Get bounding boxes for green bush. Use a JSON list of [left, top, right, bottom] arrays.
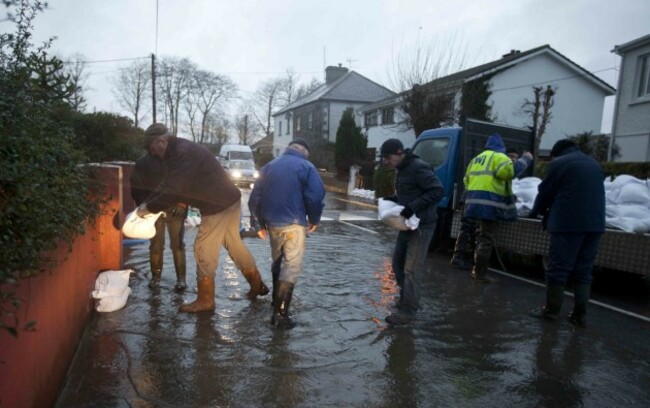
[[1, 0, 103, 336], [373, 164, 396, 198]]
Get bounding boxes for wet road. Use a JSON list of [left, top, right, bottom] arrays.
[[56, 192, 650, 407]]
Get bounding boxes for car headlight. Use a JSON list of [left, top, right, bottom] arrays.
[[231, 170, 242, 178], [253, 171, 259, 179]]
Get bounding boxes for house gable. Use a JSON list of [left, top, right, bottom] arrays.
[[611, 34, 650, 162]]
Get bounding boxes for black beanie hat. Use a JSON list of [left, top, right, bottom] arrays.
[[289, 138, 311, 152], [380, 138, 404, 157], [550, 139, 576, 157], [142, 123, 170, 149]]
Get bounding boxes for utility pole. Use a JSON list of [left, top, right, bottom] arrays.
[[151, 53, 157, 123]]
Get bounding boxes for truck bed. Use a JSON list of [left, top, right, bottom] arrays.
[[451, 212, 650, 277]]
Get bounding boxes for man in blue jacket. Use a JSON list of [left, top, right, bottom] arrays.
[[530, 139, 605, 328], [248, 139, 325, 329]]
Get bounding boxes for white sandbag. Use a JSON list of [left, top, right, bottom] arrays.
[[613, 204, 650, 219], [377, 198, 420, 231], [606, 217, 648, 233], [122, 210, 163, 239], [378, 198, 408, 230], [91, 269, 132, 312], [514, 187, 538, 204], [92, 269, 131, 297], [616, 182, 650, 204], [94, 286, 132, 313], [515, 177, 542, 189], [610, 174, 644, 188]]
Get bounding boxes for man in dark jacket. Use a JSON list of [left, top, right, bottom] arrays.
[[130, 153, 188, 291], [248, 138, 325, 329], [529, 139, 605, 328], [136, 123, 269, 313], [380, 138, 444, 326]]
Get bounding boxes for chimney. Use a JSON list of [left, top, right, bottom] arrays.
[[325, 64, 349, 84], [502, 49, 521, 58]]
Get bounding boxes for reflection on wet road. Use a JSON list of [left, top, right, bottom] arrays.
[[56, 193, 650, 407]]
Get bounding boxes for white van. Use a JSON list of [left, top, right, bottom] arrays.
[[218, 144, 254, 166]]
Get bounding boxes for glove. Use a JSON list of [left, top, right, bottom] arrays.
[[400, 205, 414, 219], [382, 195, 399, 203]]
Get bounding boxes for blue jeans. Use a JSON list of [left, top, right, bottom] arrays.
[[547, 232, 602, 285], [268, 224, 307, 284], [392, 222, 436, 315]]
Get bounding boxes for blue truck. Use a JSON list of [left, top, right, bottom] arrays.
[[410, 118, 650, 277]]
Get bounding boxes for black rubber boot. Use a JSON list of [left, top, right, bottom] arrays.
[[148, 252, 163, 289], [530, 283, 565, 320], [271, 281, 294, 329], [568, 283, 590, 328], [470, 256, 498, 284], [172, 248, 187, 292], [270, 257, 281, 307]]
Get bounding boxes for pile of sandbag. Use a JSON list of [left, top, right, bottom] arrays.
[[604, 175, 650, 233], [512, 177, 542, 217], [91, 269, 132, 312], [512, 175, 650, 233]]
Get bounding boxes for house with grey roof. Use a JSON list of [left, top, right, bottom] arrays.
[[359, 45, 616, 156], [610, 34, 650, 162], [272, 65, 396, 168]]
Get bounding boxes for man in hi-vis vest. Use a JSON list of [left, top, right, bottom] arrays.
[[463, 134, 533, 283]]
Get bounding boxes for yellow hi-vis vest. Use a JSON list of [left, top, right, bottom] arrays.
[[463, 150, 517, 220]]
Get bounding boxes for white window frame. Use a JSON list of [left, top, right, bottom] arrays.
[[636, 53, 650, 99]]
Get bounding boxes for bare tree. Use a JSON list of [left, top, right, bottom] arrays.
[[251, 78, 285, 139], [204, 114, 231, 146], [184, 69, 238, 144], [63, 53, 88, 112], [521, 85, 556, 159], [157, 57, 195, 135], [250, 71, 322, 142], [112, 60, 150, 129], [234, 106, 261, 145], [386, 34, 468, 134]]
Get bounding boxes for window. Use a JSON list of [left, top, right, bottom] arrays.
[[308, 112, 313, 129], [296, 116, 301, 131], [364, 110, 378, 127], [381, 107, 395, 125], [637, 54, 650, 98], [412, 137, 450, 169], [286, 118, 290, 134], [278, 121, 282, 136]]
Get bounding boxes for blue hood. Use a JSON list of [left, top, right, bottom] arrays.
[[485, 133, 506, 153]]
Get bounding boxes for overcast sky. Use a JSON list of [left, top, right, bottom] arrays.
[[7, 0, 650, 133]]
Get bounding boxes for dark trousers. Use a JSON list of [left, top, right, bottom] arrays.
[[150, 210, 186, 255], [392, 222, 436, 315], [452, 215, 477, 260], [473, 219, 498, 274], [546, 232, 602, 285]]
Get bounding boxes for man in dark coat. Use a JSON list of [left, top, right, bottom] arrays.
[[136, 123, 269, 313], [530, 139, 605, 327], [130, 153, 188, 291], [380, 138, 444, 326]]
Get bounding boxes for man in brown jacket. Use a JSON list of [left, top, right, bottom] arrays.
[[136, 123, 268, 312]]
